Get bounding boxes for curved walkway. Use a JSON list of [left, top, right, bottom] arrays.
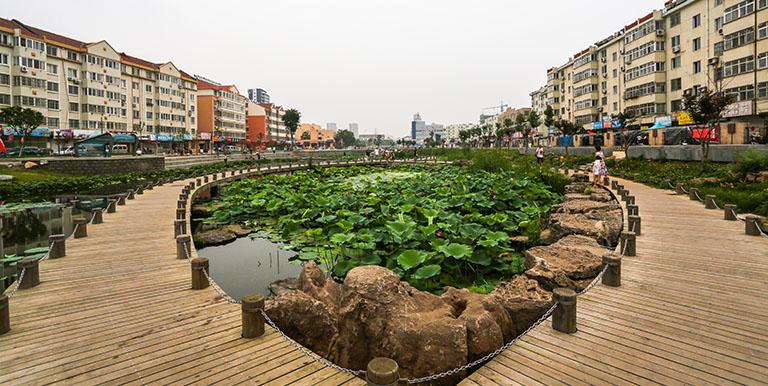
[[461, 177, 768, 385], [0, 163, 370, 385]]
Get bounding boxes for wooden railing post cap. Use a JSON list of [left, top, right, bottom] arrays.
[[191, 257, 208, 268], [603, 253, 621, 266], [366, 357, 400, 386], [241, 293, 266, 310], [553, 287, 576, 303], [176, 234, 191, 242]]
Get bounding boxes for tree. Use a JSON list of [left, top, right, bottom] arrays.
[[682, 88, 734, 166], [301, 131, 311, 140], [282, 108, 301, 149], [554, 119, 578, 155], [458, 129, 470, 147], [502, 118, 513, 148], [543, 105, 555, 129], [528, 111, 541, 147], [0, 106, 45, 157], [335, 129, 356, 149], [515, 113, 530, 148], [612, 110, 639, 159]]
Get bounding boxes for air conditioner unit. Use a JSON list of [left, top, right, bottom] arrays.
[[656, 30, 665, 37], [73, 79, 80, 85], [718, 28, 723, 35], [20, 66, 28, 73], [601, 57, 607, 63], [708, 57, 719, 65], [621, 66, 625, 72], [672, 46, 681, 53], [683, 88, 692, 96], [619, 48, 625, 54]]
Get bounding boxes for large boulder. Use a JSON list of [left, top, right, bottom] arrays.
[[329, 266, 468, 380], [193, 229, 237, 246], [441, 287, 515, 362], [298, 261, 342, 310], [524, 235, 607, 291], [553, 198, 621, 214], [548, 208, 622, 246], [489, 275, 554, 335], [265, 291, 339, 357]]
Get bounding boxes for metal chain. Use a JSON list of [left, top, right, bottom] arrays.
[[259, 308, 366, 377], [694, 189, 704, 202], [579, 264, 609, 294], [5, 267, 26, 299], [403, 301, 559, 384], [182, 242, 241, 304]]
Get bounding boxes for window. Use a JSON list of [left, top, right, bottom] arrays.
[[68, 119, 79, 129], [670, 13, 681, 27], [671, 78, 682, 91], [132, 81, 139, 90], [624, 62, 665, 81], [612, 52, 617, 61], [671, 99, 683, 112], [672, 56, 682, 68], [47, 82, 59, 92], [69, 102, 78, 111], [723, 55, 754, 77], [671, 35, 681, 47], [67, 51, 79, 62], [756, 52, 767, 69], [693, 14, 701, 28], [625, 102, 665, 116], [145, 84, 152, 92], [693, 61, 701, 73], [624, 20, 661, 44], [624, 41, 665, 62], [0, 74, 8, 85], [613, 85, 618, 95], [67, 85, 78, 95], [67, 68, 79, 79], [624, 82, 666, 99], [47, 117, 59, 128], [46, 63, 58, 74], [724, 84, 754, 101], [47, 99, 59, 109], [759, 22, 768, 39], [0, 94, 9, 105], [715, 42, 724, 56], [693, 37, 701, 51], [0, 53, 7, 65], [146, 111, 153, 119], [715, 17, 724, 31], [759, 82, 768, 99], [14, 56, 45, 69], [724, 0, 754, 24], [724, 27, 755, 50], [613, 69, 618, 78], [715, 0, 723, 5], [46, 45, 58, 57]]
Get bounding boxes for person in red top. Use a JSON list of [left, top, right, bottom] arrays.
[[0, 136, 6, 154]]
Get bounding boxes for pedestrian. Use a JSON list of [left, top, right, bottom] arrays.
[[535, 145, 545, 164], [592, 155, 605, 186], [594, 144, 604, 160]]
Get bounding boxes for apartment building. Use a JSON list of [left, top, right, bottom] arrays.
[[0, 17, 197, 149], [259, 103, 289, 144], [295, 123, 336, 148], [196, 77, 247, 151], [245, 100, 267, 149], [541, 0, 768, 131]]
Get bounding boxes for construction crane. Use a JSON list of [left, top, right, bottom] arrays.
[[482, 101, 509, 114]]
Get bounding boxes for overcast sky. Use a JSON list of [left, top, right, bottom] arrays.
[[7, 0, 658, 137]]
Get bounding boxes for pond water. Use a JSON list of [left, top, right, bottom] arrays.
[[196, 237, 301, 299]]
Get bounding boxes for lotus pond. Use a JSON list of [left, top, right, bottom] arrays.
[[206, 165, 565, 293]]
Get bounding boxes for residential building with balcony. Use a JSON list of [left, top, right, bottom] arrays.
[[259, 103, 289, 144], [196, 77, 247, 151], [245, 100, 267, 149]]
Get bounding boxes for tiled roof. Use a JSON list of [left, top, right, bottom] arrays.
[[11, 18, 87, 49], [197, 78, 235, 92], [119, 52, 160, 69]]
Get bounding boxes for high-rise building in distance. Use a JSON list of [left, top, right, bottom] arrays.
[[327, 122, 338, 131], [247, 88, 270, 104], [348, 122, 359, 137]]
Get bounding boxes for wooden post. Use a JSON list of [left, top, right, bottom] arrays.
[[366, 357, 400, 386], [73, 218, 88, 238], [602, 254, 621, 287], [627, 204, 639, 216], [241, 293, 266, 338], [177, 200, 186, 210], [117, 194, 127, 206], [176, 234, 191, 259], [204, 176, 209, 183], [91, 208, 103, 224], [628, 215, 641, 236], [724, 204, 737, 221], [611, 180, 618, 189], [0, 295, 8, 335], [620, 189, 629, 202], [620, 231, 636, 256], [127, 190, 135, 200], [136, 186, 144, 195], [704, 195, 717, 209], [603, 176, 610, 185], [176, 208, 186, 220], [196, 178, 202, 187], [552, 288, 577, 334], [18, 258, 40, 289], [107, 199, 117, 213], [745, 215, 762, 236], [688, 188, 699, 201], [626, 195, 635, 206], [49, 234, 66, 258], [675, 183, 685, 195], [191, 258, 209, 290], [213, 174, 218, 181], [174, 219, 186, 237]]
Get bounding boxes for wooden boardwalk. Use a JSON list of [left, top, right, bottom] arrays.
[[0, 170, 364, 385], [462, 177, 768, 385]]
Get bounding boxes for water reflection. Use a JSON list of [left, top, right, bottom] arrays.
[[196, 237, 301, 299]]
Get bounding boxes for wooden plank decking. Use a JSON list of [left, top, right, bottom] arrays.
[[461, 177, 768, 385], [0, 173, 364, 386], [2, 163, 767, 385]]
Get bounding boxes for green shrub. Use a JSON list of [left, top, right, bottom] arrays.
[[734, 149, 768, 177]]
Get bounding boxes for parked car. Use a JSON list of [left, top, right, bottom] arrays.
[[112, 144, 129, 154]]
